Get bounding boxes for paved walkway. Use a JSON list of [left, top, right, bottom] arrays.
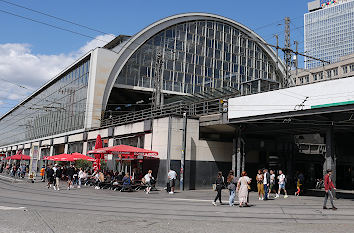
[[0, 179, 354, 233]]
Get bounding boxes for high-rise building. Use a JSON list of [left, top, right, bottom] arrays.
[[305, 0, 354, 69]]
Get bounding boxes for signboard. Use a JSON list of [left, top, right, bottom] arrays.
[[321, 0, 337, 7], [228, 76, 354, 120]]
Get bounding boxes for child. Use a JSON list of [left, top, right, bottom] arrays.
[[40, 165, 45, 182], [295, 178, 302, 196]]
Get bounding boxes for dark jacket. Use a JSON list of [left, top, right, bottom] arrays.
[[54, 168, 62, 178], [47, 168, 54, 177], [215, 177, 224, 189]]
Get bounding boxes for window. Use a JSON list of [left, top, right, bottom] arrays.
[[343, 66, 348, 74]]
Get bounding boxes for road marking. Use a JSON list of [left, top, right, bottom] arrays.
[[0, 206, 26, 210]]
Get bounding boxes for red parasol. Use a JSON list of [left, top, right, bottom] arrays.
[[88, 145, 158, 159], [44, 153, 95, 162], [6, 154, 31, 160]]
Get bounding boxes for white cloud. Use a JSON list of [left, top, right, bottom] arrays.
[[0, 34, 114, 113]]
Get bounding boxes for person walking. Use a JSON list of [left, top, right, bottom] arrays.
[[168, 169, 177, 194], [227, 172, 238, 206], [54, 164, 62, 191], [46, 165, 54, 189], [275, 170, 288, 199], [269, 169, 276, 198], [323, 169, 337, 210], [67, 164, 75, 190], [237, 171, 252, 207], [263, 169, 270, 200], [40, 165, 45, 182], [78, 168, 84, 188], [256, 170, 264, 200], [212, 171, 224, 206], [143, 170, 153, 194]]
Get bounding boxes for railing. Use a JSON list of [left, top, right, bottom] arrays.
[[100, 98, 226, 127]]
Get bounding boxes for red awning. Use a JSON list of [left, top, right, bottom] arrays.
[[88, 145, 158, 159], [6, 154, 31, 160], [44, 153, 95, 162]]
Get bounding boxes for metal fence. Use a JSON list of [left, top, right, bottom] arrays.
[[100, 98, 226, 127]]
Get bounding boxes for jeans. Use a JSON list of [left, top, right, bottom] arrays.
[[78, 178, 82, 186], [264, 184, 269, 199], [229, 190, 235, 206], [324, 190, 334, 207]]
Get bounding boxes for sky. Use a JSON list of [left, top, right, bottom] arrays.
[[0, 0, 310, 115]]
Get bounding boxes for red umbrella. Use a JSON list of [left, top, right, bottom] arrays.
[[70, 153, 95, 161], [6, 154, 31, 160], [44, 153, 95, 162], [89, 145, 158, 159]]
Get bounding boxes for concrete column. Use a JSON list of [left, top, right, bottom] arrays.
[[49, 146, 54, 156], [82, 142, 88, 155], [236, 136, 241, 178], [64, 144, 68, 154], [232, 137, 236, 173], [241, 139, 245, 172], [324, 127, 336, 185]]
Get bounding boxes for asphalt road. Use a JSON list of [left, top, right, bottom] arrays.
[[0, 179, 354, 233]]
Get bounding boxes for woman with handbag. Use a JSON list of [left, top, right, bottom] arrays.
[[237, 171, 252, 207], [212, 171, 224, 206]]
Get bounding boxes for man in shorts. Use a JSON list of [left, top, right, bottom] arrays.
[[276, 170, 288, 198], [168, 169, 177, 194], [269, 169, 276, 198]]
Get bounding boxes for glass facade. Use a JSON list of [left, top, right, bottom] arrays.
[[116, 20, 281, 95], [0, 57, 90, 146], [304, 0, 354, 69]]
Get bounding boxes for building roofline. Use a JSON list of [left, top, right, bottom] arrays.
[[0, 50, 92, 120]]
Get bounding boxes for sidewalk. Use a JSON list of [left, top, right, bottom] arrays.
[[0, 173, 41, 183]]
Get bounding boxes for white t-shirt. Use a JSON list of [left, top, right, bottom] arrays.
[[168, 170, 177, 180], [144, 173, 152, 183], [278, 174, 286, 184], [263, 173, 267, 184]]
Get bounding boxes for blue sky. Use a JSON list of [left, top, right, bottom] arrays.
[[0, 0, 310, 114]]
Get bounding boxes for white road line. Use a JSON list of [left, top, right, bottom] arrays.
[[0, 206, 26, 210]]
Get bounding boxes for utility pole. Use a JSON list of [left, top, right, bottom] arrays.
[[152, 50, 164, 110], [274, 34, 279, 68], [284, 17, 292, 88], [294, 41, 299, 75]]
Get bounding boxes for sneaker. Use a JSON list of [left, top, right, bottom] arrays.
[[212, 201, 216, 206], [275, 194, 279, 199], [332, 207, 337, 210], [77, 186, 81, 189], [284, 195, 288, 199], [258, 197, 261, 200], [53, 186, 56, 190], [67, 187, 70, 190], [261, 197, 264, 200], [169, 191, 174, 194], [57, 188, 60, 191]]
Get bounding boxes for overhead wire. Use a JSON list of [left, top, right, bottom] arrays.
[[0, 0, 115, 36]]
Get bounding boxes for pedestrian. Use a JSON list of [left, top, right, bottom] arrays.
[[168, 169, 177, 194], [46, 165, 54, 189], [295, 178, 301, 196], [237, 171, 252, 207], [67, 164, 75, 190], [54, 164, 62, 191], [256, 169, 264, 200], [20, 164, 26, 178], [323, 169, 337, 210], [269, 169, 276, 198], [275, 170, 288, 199], [212, 171, 224, 206], [78, 168, 84, 188], [40, 165, 45, 182], [143, 170, 153, 194], [227, 171, 238, 206], [263, 169, 270, 200]]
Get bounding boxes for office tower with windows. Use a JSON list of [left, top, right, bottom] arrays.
[[305, 0, 354, 69]]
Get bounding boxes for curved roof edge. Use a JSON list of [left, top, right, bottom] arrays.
[[103, 13, 286, 110]]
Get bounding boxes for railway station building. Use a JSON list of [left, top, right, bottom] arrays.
[[0, 13, 353, 190]]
